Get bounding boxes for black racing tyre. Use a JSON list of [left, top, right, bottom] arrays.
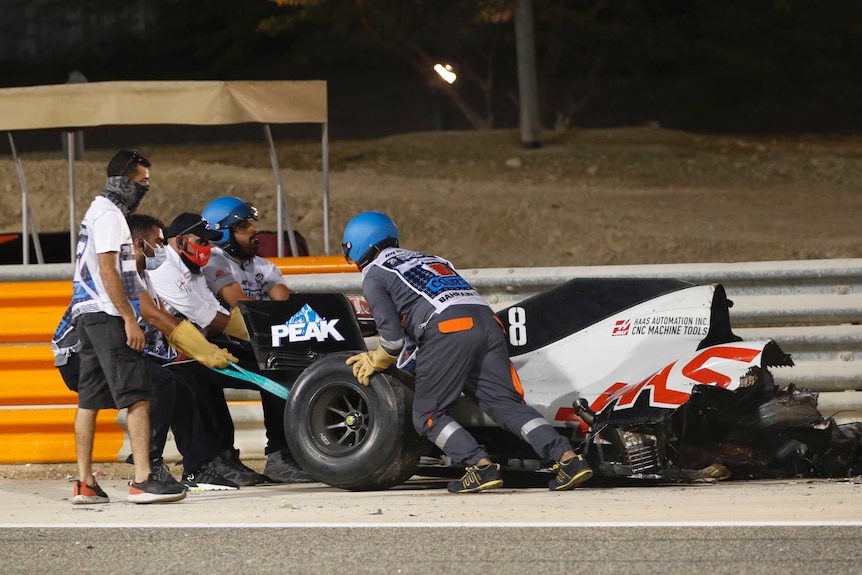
[[284, 351, 422, 491]]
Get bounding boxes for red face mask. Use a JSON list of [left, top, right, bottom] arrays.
[[179, 235, 212, 267]]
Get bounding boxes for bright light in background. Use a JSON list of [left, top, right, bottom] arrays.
[[433, 63, 457, 84]]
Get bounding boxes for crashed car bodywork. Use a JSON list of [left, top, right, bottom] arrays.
[[238, 278, 862, 490]]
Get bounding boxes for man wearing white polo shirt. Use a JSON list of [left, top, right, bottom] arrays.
[[69, 150, 185, 505]]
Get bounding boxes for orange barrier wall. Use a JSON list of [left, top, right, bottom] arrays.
[[0, 409, 124, 463], [0, 255, 356, 464], [0, 280, 124, 463], [273, 255, 356, 275]]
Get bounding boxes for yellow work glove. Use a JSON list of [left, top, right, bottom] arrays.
[[345, 345, 398, 386], [223, 307, 250, 341], [168, 320, 239, 369]]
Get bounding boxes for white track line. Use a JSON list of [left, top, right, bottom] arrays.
[[2, 521, 862, 529]]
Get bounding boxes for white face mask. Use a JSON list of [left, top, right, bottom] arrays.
[[144, 242, 167, 270]]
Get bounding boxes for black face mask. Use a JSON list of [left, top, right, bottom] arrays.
[[180, 252, 202, 274], [101, 176, 149, 216]]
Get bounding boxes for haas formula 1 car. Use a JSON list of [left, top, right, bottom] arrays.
[[235, 278, 862, 490]]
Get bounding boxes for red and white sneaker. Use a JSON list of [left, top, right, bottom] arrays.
[[72, 479, 110, 505]]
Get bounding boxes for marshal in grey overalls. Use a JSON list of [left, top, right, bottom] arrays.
[[362, 247, 572, 466]]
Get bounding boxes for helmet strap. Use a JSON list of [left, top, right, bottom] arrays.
[[357, 237, 398, 268]]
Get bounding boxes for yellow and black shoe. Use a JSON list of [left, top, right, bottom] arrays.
[[548, 454, 593, 491], [447, 463, 504, 493]]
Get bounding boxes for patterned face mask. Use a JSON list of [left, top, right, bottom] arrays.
[[102, 176, 149, 215]]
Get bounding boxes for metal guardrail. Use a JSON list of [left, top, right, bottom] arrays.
[[3, 258, 860, 393], [276, 258, 862, 424]]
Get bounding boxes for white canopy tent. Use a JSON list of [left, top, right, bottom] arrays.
[[0, 80, 331, 263]]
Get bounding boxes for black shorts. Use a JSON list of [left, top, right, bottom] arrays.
[[76, 312, 152, 410], [57, 352, 80, 392]]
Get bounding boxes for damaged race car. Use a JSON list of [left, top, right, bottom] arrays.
[[235, 278, 862, 491]]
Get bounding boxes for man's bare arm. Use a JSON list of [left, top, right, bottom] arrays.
[[98, 251, 145, 351], [208, 311, 230, 332], [138, 294, 180, 336], [217, 282, 254, 309], [268, 283, 292, 301]]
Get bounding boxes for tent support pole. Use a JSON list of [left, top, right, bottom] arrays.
[[66, 132, 76, 262], [322, 122, 330, 255], [263, 125, 298, 258], [7, 132, 44, 265]]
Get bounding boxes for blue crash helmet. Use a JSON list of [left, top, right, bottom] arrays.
[[342, 211, 399, 268], [202, 196, 259, 246]]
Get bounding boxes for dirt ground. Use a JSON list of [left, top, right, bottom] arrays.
[[1, 126, 861, 480], [2, 126, 861, 268]]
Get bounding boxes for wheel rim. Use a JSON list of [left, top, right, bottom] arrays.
[[306, 380, 372, 456]]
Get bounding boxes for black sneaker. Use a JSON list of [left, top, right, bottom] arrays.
[[264, 450, 315, 484], [548, 455, 593, 491], [211, 448, 266, 486], [151, 458, 187, 492], [447, 463, 503, 493], [182, 462, 240, 492], [72, 478, 110, 504], [128, 473, 187, 504]]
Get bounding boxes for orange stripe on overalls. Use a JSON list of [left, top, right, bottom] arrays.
[[494, 315, 525, 399], [510, 363, 525, 399], [438, 317, 473, 333]]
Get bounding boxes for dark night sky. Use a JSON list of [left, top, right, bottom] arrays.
[[2, 0, 862, 140]]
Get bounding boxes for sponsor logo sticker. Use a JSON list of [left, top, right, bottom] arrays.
[[271, 304, 345, 345], [612, 319, 631, 336]]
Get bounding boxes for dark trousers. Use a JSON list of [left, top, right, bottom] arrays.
[[168, 346, 288, 456], [413, 305, 572, 465], [60, 352, 215, 471], [148, 358, 216, 472], [146, 359, 174, 462]]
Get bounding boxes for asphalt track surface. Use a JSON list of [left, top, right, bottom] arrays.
[[2, 476, 861, 575]]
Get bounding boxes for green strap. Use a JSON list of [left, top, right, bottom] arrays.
[[211, 361, 289, 400]]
